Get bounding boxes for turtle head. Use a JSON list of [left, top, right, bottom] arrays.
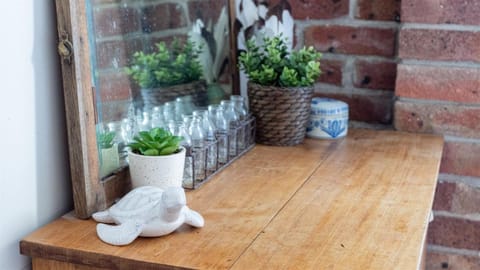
[[162, 187, 186, 214]]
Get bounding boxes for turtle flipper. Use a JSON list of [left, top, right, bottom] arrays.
[[92, 210, 115, 224], [184, 207, 204, 228], [96, 220, 144, 246]]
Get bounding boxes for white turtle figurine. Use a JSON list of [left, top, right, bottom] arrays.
[[92, 186, 204, 246]]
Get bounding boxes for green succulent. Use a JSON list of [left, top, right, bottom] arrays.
[[97, 131, 116, 149], [238, 35, 322, 87], [129, 128, 182, 156], [125, 39, 203, 89]]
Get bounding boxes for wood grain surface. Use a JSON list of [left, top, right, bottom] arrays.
[[21, 129, 444, 270]]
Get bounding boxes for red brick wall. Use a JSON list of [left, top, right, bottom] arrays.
[[295, 0, 400, 127], [291, 0, 480, 268], [394, 0, 480, 269]]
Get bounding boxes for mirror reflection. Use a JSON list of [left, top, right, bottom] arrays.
[[87, 0, 235, 179]]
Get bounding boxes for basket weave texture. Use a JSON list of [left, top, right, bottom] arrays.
[[141, 80, 207, 110], [247, 82, 313, 146]]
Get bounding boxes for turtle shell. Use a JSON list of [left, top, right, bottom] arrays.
[[109, 186, 164, 223]]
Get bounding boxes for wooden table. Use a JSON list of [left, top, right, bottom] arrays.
[[20, 129, 444, 270]]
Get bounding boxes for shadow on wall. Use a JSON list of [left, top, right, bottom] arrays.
[[33, 0, 73, 225]]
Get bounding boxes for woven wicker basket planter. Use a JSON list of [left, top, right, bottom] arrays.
[[141, 80, 207, 110], [247, 82, 313, 146]]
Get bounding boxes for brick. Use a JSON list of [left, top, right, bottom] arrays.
[[98, 72, 133, 102], [440, 141, 480, 178], [96, 38, 144, 70], [142, 3, 187, 33], [394, 101, 480, 139], [101, 99, 132, 122], [451, 182, 480, 215], [318, 59, 343, 86], [354, 60, 397, 90], [267, 0, 349, 20], [356, 0, 401, 22], [426, 251, 480, 270], [427, 216, 480, 250], [402, 0, 480, 26], [432, 181, 456, 211], [399, 29, 480, 62], [188, 0, 225, 23], [94, 7, 140, 38], [313, 91, 393, 124], [432, 180, 480, 214], [305, 25, 396, 57], [290, 0, 349, 20], [396, 64, 480, 103]]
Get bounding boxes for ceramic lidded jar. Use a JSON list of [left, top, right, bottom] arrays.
[[307, 98, 349, 139]]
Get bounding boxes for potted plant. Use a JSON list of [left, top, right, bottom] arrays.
[[97, 131, 120, 178], [238, 35, 322, 146], [125, 39, 206, 110], [128, 127, 186, 189]]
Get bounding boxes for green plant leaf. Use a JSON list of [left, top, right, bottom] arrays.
[[159, 146, 178, 155], [238, 35, 322, 87], [143, 149, 159, 156], [126, 38, 203, 88]]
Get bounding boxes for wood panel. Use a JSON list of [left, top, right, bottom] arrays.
[[33, 258, 107, 270], [21, 138, 336, 269], [231, 130, 444, 270], [55, 0, 106, 219]]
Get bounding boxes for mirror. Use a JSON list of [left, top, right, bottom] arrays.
[[89, 0, 235, 176], [55, 0, 238, 218]]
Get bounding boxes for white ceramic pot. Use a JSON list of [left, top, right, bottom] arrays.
[[128, 147, 186, 189], [307, 97, 349, 139], [99, 144, 120, 178]]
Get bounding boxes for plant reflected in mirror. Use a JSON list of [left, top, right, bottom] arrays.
[[87, 0, 234, 178]]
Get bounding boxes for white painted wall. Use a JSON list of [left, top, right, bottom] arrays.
[[0, 1, 72, 269]]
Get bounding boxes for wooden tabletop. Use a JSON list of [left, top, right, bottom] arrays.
[[20, 129, 444, 270]]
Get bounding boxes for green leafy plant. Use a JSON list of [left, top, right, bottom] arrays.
[[125, 39, 203, 89], [238, 36, 322, 87], [97, 131, 116, 149], [129, 128, 182, 156]]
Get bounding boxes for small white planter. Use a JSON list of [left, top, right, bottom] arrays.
[[99, 145, 120, 178], [128, 147, 186, 189]]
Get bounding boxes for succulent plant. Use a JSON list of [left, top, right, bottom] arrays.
[[128, 128, 182, 156], [238, 35, 322, 87], [125, 39, 203, 89], [97, 131, 116, 149]]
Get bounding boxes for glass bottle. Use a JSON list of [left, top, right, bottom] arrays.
[[220, 100, 239, 159], [215, 106, 229, 165], [189, 116, 206, 182], [196, 110, 217, 175], [163, 101, 175, 122], [230, 95, 249, 151], [182, 115, 194, 131], [122, 104, 137, 143], [150, 107, 164, 128], [174, 98, 185, 121], [208, 104, 219, 126], [138, 111, 151, 131], [173, 122, 193, 189], [182, 95, 195, 115]]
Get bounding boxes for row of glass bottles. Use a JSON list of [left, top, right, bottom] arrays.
[[117, 95, 255, 189]]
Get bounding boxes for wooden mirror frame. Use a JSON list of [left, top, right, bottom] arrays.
[[55, 0, 239, 219]]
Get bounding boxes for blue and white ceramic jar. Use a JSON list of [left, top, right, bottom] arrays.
[[307, 98, 349, 139]]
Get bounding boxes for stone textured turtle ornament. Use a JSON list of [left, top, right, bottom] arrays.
[[92, 186, 204, 246]]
